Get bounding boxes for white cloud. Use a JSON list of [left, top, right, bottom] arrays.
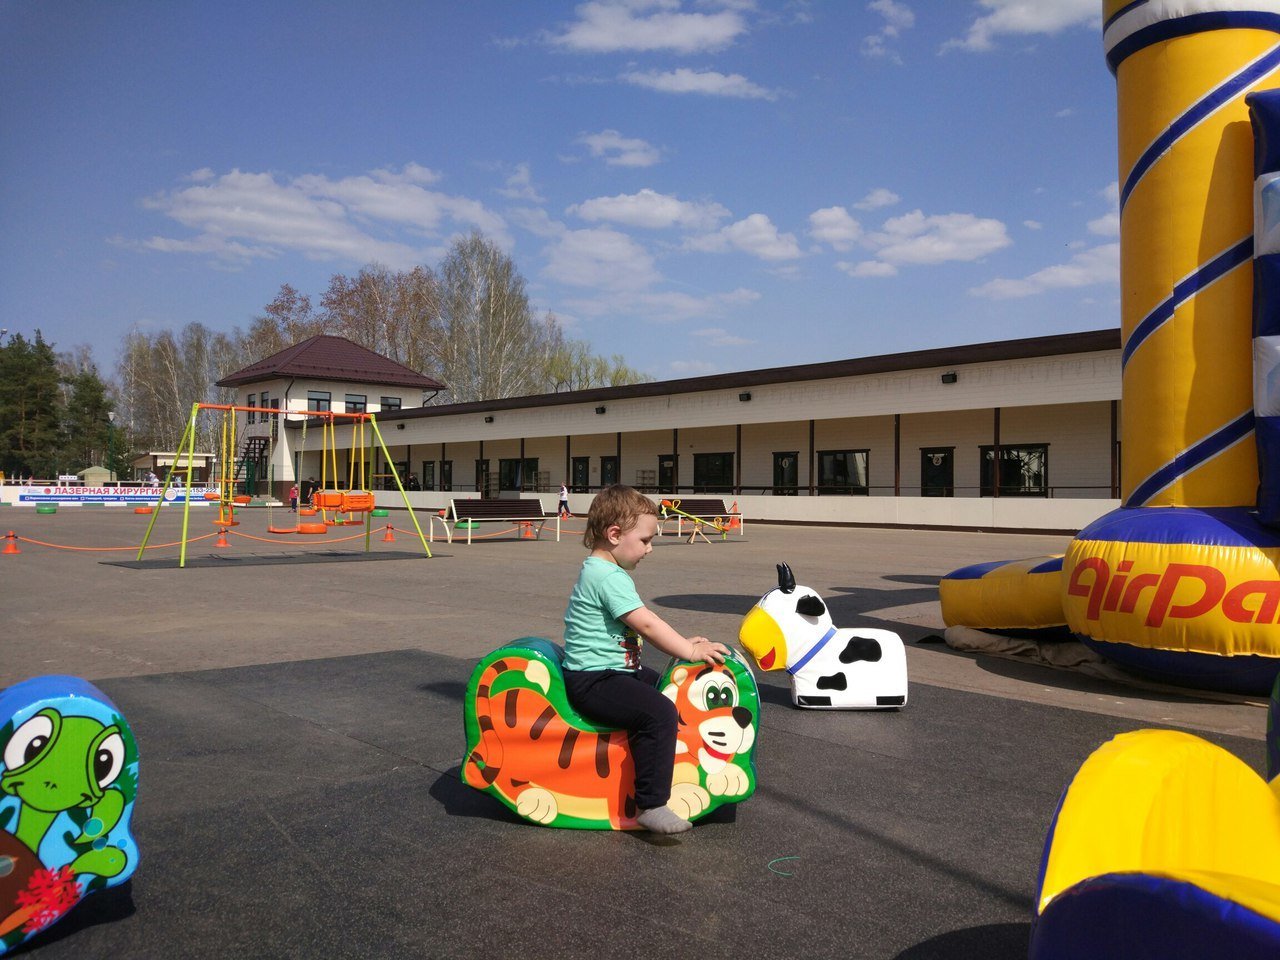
[[139, 167, 508, 269], [837, 259, 897, 278], [577, 129, 662, 167], [621, 68, 778, 100], [1088, 181, 1120, 236], [969, 242, 1119, 299], [543, 226, 661, 291], [945, 0, 1099, 53], [686, 213, 803, 260], [546, 1, 748, 54], [561, 286, 760, 325], [568, 188, 729, 230], [808, 206, 862, 251], [693, 326, 755, 346], [853, 187, 900, 210], [1023, 220, 1042, 230], [497, 163, 543, 202], [864, 210, 1011, 266], [863, 0, 914, 62]]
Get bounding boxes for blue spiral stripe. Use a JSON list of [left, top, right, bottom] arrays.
[[1121, 237, 1254, 370], [1107, 12, 1280, 74], [1124, 410, 1256, 506], [1120, 43, 1280, 211]]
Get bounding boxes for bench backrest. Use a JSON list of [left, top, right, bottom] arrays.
[[451, 498, 546, 520], [662, 498, 728, 517]]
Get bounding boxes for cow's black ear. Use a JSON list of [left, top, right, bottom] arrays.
[[797, 594, 825, 617], [777, 563, 796, 593]]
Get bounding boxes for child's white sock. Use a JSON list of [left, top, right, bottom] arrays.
[[636, 806, 693, 834]]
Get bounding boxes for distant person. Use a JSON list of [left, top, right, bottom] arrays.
[[146, 471, 160, 485], [301, 477, 316, 505], [289, 483, 299, 511], [558, 482, 571, 518], [406, 473, 422, 491]]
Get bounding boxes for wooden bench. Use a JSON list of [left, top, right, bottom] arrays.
[[447, 498, 560, 545], [658, 497, 744, 541]]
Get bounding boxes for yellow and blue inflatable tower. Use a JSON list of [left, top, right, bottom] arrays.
[[1062, 2, 1280, 692]]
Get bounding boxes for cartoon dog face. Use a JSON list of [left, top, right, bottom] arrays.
[[739, 562, 836, 670], [662, 663, 756, 772]]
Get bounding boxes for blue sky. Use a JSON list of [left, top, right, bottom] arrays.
[[1, 0, 1116, 380]]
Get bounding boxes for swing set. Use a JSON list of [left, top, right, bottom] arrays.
[[137, 402, 432, 567]]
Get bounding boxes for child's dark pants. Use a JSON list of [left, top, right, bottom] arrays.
[[563, 665, 677, 811]]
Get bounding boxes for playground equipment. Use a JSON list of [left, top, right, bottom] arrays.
[[940, 3, 1280, 694], [739, 563, 908, 709], [136, 403, 431, 566], [463, 639, 758, 829], [1029, 674, 1280, 958], [0, 675, 139, 956], [659, 498, 728, 543]]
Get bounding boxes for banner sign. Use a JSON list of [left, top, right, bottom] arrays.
[[15, 485, 216, 504]]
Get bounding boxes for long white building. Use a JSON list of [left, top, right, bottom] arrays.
[[218, 329, 1121, 533]]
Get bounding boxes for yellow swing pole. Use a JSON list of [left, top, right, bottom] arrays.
[[368, 413, 431, 557], [136, 403, 198, 560], [177, 402, 203, 568]]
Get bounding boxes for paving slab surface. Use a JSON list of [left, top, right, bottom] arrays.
[[0, 508, 1269, 959]]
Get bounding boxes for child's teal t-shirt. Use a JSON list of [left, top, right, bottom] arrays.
[[563, 556, 645, 671]]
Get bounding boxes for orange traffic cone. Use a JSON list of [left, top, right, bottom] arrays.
[[522, 522, 535, 539], [382, 524, 396, 543], [2, 531, 20, 555], [215, 527, 229, 548], [727, 500, 741, 530]]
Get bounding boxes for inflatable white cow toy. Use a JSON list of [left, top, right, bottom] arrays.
[[738, 563, 908, 709]]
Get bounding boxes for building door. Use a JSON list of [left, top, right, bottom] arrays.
[[571, 456, 590, 493], [476, 459, 492, 497], [921, 448, 954, 497], [600, 455, 619, 487], [658, 455, 677, 494], [773, 451, 799, 495], [440, 460, 452, 492]]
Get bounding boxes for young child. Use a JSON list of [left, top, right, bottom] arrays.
[[562, 485, 730, 834]]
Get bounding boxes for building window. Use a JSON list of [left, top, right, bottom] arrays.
[[420, 461, 436, 491], [818, 450, 869, 495], [692, 452, 733, 493], [345, 393, 367, 414], [980, 444, 1048, 497], [260, 392, 271, 420], [499, 458, 539, 491], [307, 390, 331, 412], [381, 396, 402, 411], [247, 394, 256, 424]]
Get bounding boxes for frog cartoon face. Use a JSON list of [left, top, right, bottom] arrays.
[[1, 708, 126, 814]]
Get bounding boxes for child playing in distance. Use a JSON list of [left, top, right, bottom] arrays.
[[562, 484, 730, 835]]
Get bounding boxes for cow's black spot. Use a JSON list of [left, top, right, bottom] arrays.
[[839, 636, 882, 663], [816, 673, 847, 691], [796, 594, 826, 617]]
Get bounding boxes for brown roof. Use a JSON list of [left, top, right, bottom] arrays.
[[306, 327, 1119, 427], [216, 335, 445, 390]]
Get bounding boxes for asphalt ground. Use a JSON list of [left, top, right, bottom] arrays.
[[0, 505, 1269, 959]]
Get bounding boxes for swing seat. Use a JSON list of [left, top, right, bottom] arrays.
[[297, 522, 328, 535], [268, 525, 300, 535], [203, 491, 220, 501], [212, 519, 240, 527], [299, 508, 317, 517], [314, 490, 345, 509], [133, 506, 153, 515], [233, 495, 251, 505], [341, 491, 375, 512]]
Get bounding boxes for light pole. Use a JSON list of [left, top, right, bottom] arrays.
[[107, 411, 117, 483]]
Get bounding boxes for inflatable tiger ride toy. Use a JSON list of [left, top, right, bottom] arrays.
[[462, 638, 759, 829], [0, 675, 139, 956]]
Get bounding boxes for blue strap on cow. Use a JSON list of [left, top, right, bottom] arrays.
[[788, 626, 837, 676]]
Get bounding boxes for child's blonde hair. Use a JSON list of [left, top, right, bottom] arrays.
[[583, 484, 659, 548]]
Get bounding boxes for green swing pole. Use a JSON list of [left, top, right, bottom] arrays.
[[177, 402, 202, 568], [367, 413, 431, 557], [136, 403, 198, 560]]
